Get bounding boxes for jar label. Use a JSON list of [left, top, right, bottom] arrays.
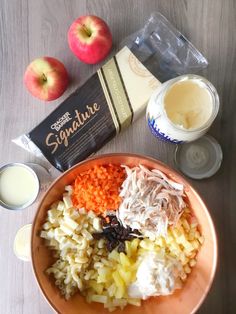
[[147, 116, 183, 144]]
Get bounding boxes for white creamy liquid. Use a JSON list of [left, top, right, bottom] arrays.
[[14, 224, 32, 261], [164, 80, 213, 129], [0, 165, 38, 207]]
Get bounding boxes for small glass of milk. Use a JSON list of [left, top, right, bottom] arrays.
[[146, 74, 219, 143], [0, 163, 40, 210]]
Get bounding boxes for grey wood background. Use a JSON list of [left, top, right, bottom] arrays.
[[0, 0, 235, 313]]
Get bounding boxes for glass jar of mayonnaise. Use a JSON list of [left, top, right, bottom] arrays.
[[146, 74, 219, 143]]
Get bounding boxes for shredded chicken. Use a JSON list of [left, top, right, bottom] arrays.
[[117, 165, 186, 238]]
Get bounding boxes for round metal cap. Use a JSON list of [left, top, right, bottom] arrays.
[[174, 135, 223, 179]]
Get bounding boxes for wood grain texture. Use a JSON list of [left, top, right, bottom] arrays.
[[0, 0, 235, 313]]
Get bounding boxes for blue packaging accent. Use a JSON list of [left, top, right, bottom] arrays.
[[147, 117, 183, 144]]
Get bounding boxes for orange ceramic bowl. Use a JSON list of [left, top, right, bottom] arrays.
[[31, 153, 218, 314]]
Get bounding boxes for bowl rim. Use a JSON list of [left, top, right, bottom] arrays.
[[31, 153, 218, 314]]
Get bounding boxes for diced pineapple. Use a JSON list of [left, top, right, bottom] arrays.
[[112, 298, 127, 307], [97, 267, 111, 283], [125, 241, 132, 258], [88, 280, 103, 294], [119, 253, 130, 267], [108, 250, 120, 262], [130, 238, 140, 254], [112, 270, 125, 297], [117, 266, 132, 285], [127, 298, 141, 306], [91, 294, 108, 303], [107, 283, 116, 297], [115, 284, 125, 299]]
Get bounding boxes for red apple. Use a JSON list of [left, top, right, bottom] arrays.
[[68, 15, 112, 64], [24, 57, 69, 101]]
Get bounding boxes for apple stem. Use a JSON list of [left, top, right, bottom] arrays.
[[82, 24, 92, 37], [42, 73, 47, 82]]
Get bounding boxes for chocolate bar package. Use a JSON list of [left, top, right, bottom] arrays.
[[13, 13, 207, 172]]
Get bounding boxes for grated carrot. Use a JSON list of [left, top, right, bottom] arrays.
[[72, 164, 125, 215]]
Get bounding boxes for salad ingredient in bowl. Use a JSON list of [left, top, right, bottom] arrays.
[[40, 164, 204, 311], [117, 165, 186, 239]]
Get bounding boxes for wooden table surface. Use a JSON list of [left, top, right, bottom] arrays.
[[0, 0, 235, 313]]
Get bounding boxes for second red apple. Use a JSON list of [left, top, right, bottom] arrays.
[[68, 15, 112, 64]]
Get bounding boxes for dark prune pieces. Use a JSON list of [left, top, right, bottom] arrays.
[[93, 215, 142, 255], [92, 233, 103, 240], [117, 242, 125, 253]]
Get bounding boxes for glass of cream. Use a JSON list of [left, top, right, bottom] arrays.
[[0, 163, 40, 210], [146, 74, 219, 143]]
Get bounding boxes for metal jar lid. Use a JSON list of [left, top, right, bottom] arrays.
[[174, 135, 223, 179]]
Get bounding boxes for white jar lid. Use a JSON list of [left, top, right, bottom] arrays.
[[174, 135, 223, 179]]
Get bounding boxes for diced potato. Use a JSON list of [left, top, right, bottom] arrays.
[[57, 201, 65, 211], [81, 229, 93, 241], [64, 217, 78, 231], [65, 185, 73, 193], [42, 222, 52, 230], [40, 230, 48, 239], [60, 223, 74, 236], [93, 217, 102, 232], [46, 228, 55, 239], [63, 196, 73, 209]]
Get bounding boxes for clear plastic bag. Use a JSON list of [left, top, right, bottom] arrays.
[[13, 12, 208, 171], [122, 12, 208, 82]]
